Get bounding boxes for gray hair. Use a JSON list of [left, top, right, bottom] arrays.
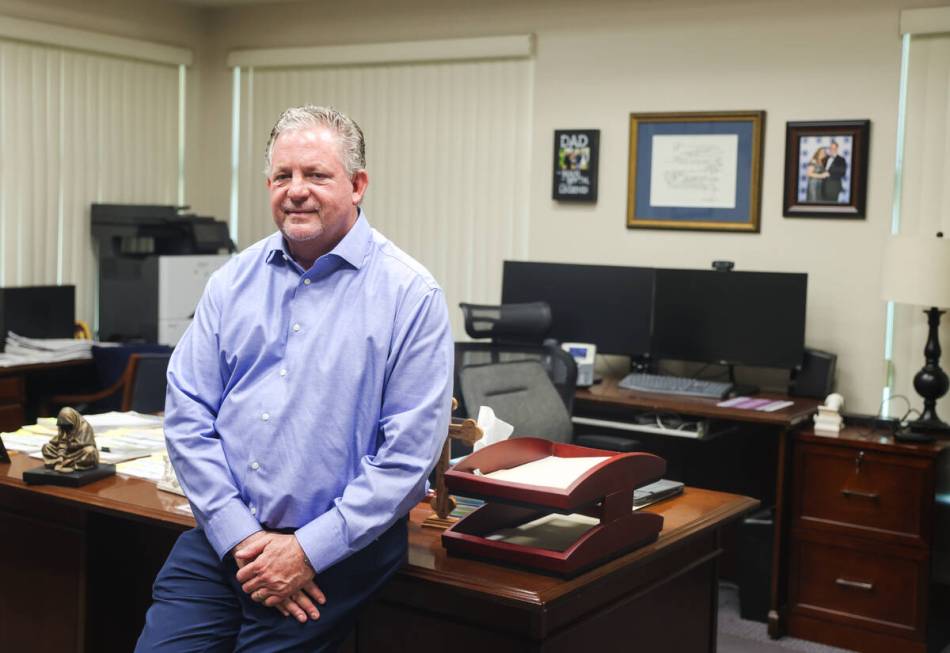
[[263, 105, 366, 177]]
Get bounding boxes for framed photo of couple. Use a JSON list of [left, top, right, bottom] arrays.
[[783, 120, 870, 219]]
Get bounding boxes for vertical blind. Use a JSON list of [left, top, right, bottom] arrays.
[[891, 31, 950, 419], [233, 56, 533, 338], [0, 38, 181, 329]]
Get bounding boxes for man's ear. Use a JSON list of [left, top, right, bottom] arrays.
[[351, 170, 369, 205]]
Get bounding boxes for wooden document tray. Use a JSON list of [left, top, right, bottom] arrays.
[[442, 437, 666, 576]]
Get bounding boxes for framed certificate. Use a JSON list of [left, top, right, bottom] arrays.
[[626, 111, 765, 232]]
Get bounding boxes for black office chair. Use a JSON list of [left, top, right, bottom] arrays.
[[455, 302, 639, 452]]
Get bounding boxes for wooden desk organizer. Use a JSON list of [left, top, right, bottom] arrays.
[[442, 437, 666, 576]]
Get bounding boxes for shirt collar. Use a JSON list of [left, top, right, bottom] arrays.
[[265, 209, 371, 270]]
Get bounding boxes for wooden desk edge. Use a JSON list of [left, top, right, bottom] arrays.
[[576, 377, 819, 426], [0, 452, 194, 529]]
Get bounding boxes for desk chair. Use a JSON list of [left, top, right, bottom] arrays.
[[455, 302, 639, 452], [46, 352, 172, 415]]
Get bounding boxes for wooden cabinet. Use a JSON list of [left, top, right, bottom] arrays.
[[0, 374, 25, 431], [788, 428, 947, 653]]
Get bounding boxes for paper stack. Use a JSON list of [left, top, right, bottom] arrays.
[[0, 331, 95, 367]]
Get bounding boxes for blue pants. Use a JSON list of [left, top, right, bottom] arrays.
[[135, 519, 407, 652]]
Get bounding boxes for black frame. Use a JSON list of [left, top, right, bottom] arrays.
[[783, 119, 870, 219], [552, 129, 599, 202]]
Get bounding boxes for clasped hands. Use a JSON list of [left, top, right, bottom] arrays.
[[233, 531, 326, 623]]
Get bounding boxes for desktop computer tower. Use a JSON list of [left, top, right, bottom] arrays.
[[98, 255, 229, 345]]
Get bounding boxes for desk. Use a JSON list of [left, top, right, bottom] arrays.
[[0, 359, 96, 430], [574, 377, 819, 638], [0, 450, 756, 653]]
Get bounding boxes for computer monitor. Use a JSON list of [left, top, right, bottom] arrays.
[[501, 261, 654, 356], [651, 269, 807, 369], [0, 285, 76, 352]]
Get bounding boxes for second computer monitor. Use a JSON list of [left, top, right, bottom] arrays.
[[501, 261, 654, 356], [652, 269, 807, 370]]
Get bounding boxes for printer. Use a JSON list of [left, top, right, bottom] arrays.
[[91, 204, 234, 345]]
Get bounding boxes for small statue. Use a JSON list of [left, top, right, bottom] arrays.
[[41, 407, 99, 473]]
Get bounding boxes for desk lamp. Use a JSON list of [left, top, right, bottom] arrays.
[[881, 232, 950, 432]]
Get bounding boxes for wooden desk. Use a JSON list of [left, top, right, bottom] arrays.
[[0, 359, 96, 430], [0, 450, 756, 653], [574, 378, 820, 638]]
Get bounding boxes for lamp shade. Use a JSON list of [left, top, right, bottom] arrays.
[[881, 234, 950, 308]]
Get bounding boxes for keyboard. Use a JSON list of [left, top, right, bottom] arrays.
[[618, 372, 733, 399]]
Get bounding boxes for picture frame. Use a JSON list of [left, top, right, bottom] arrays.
[[782, 120, 870, 219], [553, 129, 599, 202], [626, 111, 764, 232]]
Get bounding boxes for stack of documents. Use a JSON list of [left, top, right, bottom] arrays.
[[0, 331, 96, 367], [2, 410, 166, 466]]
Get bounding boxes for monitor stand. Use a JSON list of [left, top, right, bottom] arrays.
[[729, 365, 759, 397]]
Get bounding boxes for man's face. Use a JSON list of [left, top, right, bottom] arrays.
[[829, 143, 838, 156], [266, 126, 367, 251]]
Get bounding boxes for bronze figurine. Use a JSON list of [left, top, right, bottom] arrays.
[[41, 407, 99, 473]]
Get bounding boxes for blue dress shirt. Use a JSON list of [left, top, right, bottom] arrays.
[[164, 212, 453, 573]]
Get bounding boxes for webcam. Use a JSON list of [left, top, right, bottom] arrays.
[[711, 260, 734, 271]]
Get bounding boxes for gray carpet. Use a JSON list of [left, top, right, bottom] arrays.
[[717, 584, 853, 653]]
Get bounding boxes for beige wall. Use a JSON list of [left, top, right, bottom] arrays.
[[195, 0, 944, 413], [3, 0, 944, 415]]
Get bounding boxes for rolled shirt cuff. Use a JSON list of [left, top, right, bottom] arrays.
[[203, 498, 262, 560]]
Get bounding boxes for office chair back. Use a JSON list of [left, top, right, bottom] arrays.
[[459, 360, 573, 443], [454, 341, 578, 418], [459, 302, 552, 344], [121, 353, 171, 413]]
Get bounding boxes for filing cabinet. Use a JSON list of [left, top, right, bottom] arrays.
[[787, 427, 947, 653]]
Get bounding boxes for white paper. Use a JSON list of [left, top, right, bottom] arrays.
[[0, 433, 46, 453], [81, 411, 164, 430], [484, 455, 610, 489], [473, 405, 514, 452], [116, 454, 167, 481], [650, 134, 738, 208]]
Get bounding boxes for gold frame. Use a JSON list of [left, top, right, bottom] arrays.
[[626, 111, 764, 232]]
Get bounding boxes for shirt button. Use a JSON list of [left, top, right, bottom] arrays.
[[303, 279, 312, 286], [250, 506, 257, 516], [292, 323, 301, 333], [279, 368, 287, 377], [250, 461, 260, 471], [261, 412, 270, 422]]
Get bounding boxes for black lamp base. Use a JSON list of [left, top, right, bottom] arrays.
[[910, 307, 949, 433], [905, 416, 950, 435]]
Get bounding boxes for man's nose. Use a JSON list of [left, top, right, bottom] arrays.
[[287, 176, 309, 200]]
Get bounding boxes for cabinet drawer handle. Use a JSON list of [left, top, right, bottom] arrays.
[[835, 578, 874, 591], [840, 488, 879, 500]]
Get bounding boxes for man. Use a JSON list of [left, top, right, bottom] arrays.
[[821, 141, 847, 202], [135, 106, 453, 652]]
